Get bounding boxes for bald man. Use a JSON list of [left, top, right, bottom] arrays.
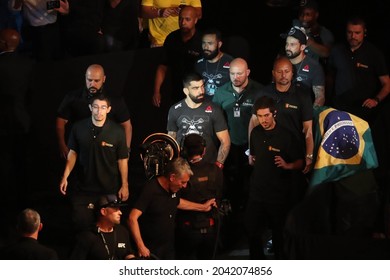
[[212, 57, 264, 212], [0, 28, 34, 215], [56, 64, 132, 159], [0, 28, 33, 135], [152, 5, 202, 107], [0, 28, 21, 52]]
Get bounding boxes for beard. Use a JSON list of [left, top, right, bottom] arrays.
[[202, 48, 219, 60], [285, 50, 300, 59], [189, 93, 205, 104], [86, 85, 103, 97]]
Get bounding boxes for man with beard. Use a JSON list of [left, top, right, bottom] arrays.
[[248, 56, 313, 204], [194, 28, 234, 97], [152, 6, 202, 107], [327, 17, 390, 219], [167, 71, 230, 165], [56, 64, 132, 159], [282, 26, 326, 107], [294, 0, 334, 65]]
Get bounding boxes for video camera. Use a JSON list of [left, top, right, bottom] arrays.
[[139, 133, 180, 180]]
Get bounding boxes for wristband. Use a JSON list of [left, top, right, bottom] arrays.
[[215, 161, 224, 169], [373, 97, 380, 103]]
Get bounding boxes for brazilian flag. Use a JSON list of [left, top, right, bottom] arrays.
[[309, 106, 378, 188]]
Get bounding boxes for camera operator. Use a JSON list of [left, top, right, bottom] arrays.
[[128, 157, 217, 260], [175, 133, 224, 260]]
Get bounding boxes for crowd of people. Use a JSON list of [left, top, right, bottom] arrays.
[[1, 0, 390, 260]]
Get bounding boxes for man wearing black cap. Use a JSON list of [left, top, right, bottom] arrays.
[[282, 26, 326, 107], [70, 194, 135, 260]]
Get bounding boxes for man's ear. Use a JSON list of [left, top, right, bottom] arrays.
[[89, 104, 92, 112], [183, 88, 189, 96], [38, 223, 43, 232]]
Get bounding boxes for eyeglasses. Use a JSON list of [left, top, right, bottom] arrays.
[[91, 104, 108, 110]]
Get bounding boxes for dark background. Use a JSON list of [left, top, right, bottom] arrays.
[[2, 0, 390, 259]]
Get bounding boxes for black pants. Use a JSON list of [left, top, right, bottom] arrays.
[[175, 225, 217, 260], [244, 200, 289, 259], [224, 144, 252, 211], [22, 22, 64, 61], [69, 193, 101, 233]]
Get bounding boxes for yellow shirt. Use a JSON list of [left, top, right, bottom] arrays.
[[142, 0, 202, 47]]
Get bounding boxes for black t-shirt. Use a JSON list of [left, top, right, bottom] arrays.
[[162, 29, 203, 103], [255, 82, 313, 154], [57, 88, 131, 125], [176, 160, 223, 225], [70, 224, 134, 260], [132, 178, 179, 259], [68, 118, 128, 193], [0, 237, 58, 260], [250, 124, 302, 203]]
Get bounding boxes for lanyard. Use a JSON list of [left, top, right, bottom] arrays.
[[99, 229, 117, 260]]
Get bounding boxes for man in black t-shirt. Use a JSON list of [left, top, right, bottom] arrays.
[[70, 194, 135, 260], [59, 94, 129, 233], [246, 96, 304, 260], [0, 208, 58, 260], [152, 6, 202, 107], [128, 157, 216, 260], [56, 64, 132, 159]]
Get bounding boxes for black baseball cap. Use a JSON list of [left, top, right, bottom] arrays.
[[299, 0, 319, 11], [97, 194, 127, 209], [281, 26, 308, 45]]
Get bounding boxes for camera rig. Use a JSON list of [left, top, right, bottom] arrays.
[[139, 133, 180, 180]]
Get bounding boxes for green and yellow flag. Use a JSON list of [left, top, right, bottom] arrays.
[[309, 107, 378, 187]]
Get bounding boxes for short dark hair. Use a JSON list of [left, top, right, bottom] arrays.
[[181, 133, 206, 159], [89, 93, 111, 107], [182, 71, 203, 88], [202, 27, 222, 41], [253, 96, 276, 114], [346, 16, 367, 30]]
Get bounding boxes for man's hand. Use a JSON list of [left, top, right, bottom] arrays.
[[56, 0, 69, 15], [202, 198, 217, 212], [118, 184, 129, 201], [302, 158, 313, 174], [152, 92, 161, 107]]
